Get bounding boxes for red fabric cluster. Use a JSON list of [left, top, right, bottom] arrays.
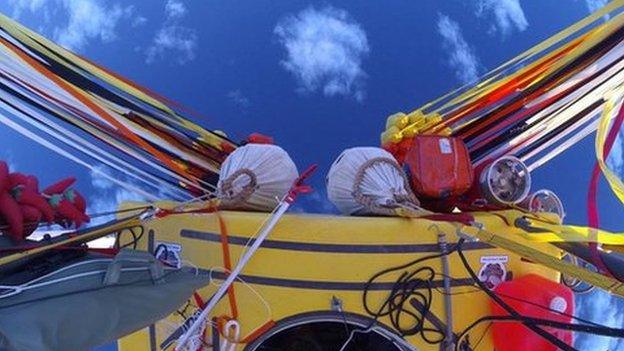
[[0, 161, 90, 241]]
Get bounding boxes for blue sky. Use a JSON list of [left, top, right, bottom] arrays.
[[0, 0, 623, 350]]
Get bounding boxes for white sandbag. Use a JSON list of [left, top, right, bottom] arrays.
[[327, 147, 419, 216], [218, 144, 298, 211]]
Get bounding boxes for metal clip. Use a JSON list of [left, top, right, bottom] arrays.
[[455, 225, 479, 242], [139, 206, 159, 221], [331, 296, 343, 312]]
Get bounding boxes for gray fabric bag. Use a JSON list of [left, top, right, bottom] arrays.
[[0, 249, 209, 351]]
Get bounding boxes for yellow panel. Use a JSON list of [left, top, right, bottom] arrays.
[[118, 206, 562, 351]]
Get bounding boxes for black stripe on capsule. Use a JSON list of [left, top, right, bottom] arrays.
[[207, 270, 475, 291], [181, 230, 492, 254]]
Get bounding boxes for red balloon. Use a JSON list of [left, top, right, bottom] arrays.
[[0, 167, 91, 238], [9, 173, 30, 189], [25, 175, 39, 192], [43, 177, 76, 195], [20, 205, 42, 238], [72, 190, 87, 213], [0, 192, 23, 240], [0, 162, 9, 191], [17, 188, 54, 223], [56, 199, 89, 228]]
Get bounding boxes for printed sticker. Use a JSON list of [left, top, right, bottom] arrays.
[[154, 241, 182, 268], [480, 255, 509, 264], [439, 138, 452, 154], [478, 255, 508, 289]]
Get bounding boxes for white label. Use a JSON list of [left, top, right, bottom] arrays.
[[480, 255, 509, 264], [439, 138, 452, 154], [154, 241, 182, 268]]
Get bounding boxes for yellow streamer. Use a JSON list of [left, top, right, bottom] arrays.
[[596, 88, 624, 206]]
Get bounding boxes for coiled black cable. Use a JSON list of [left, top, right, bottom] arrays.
[[456, 239, 624, 351], [360, 234, 624, 351], [114, 225, 145, 249], [362, 244, 459, 345], [455, 239, 575, 351]]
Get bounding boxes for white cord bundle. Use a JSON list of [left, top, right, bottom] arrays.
[[327, 147, 420, 216], [217, 144, 298, 211]]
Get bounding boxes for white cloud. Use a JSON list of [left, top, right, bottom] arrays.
[[475, 0, 529, 37], [6, 0, 47, 19], [585, 0, 609, 13], [88, 165, 154, 224], [132, 16, 148, 28], [310, 189, 335, 213], [165, 0, 187, 19], [291, 187, 335, 213], [576, 290, 624, 350], [584, 0, 611, 21], [6, 0, 135, 52], [146, 0, 198, 65], [227, 90, 250, 109], [0, 149, 19, 172], [274, 6, 370, 102], [54, 1, 134, 51], [606, 130, 623, 175], [437, 14, 480, 84]]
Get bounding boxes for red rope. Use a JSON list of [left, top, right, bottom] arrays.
[[216, 213, 239, 319], [587, 99, 624, 278]]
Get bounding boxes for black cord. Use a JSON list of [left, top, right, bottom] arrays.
[[359, 236, 624, 351], [493, 290, 602, 327], [434, 273, 603, 328], [115, 225, 145, 249], [433, 273, 609, 349], [456, 240, 624, 351], [456, 241, 576, 351], [361, 243, 459, 345], [456, 315, 624, 346], [170, 300, 213, 350], [176, 300, 192, 320], [121, 226, 145, 249], [87, 205, 153, 219], [470, 322, 492, 351]]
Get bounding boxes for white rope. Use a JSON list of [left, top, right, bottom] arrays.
[[172, 266, 273, 351], [0, 85, 190, 201], [207, 266, 272, 320], [0, 61, 217, 195], [0, 110, 160, 201], [220, 320, 240, 351], [0, 258, 179, 299], [338, 325, 375, 351], [175, 192, 293, 350]]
